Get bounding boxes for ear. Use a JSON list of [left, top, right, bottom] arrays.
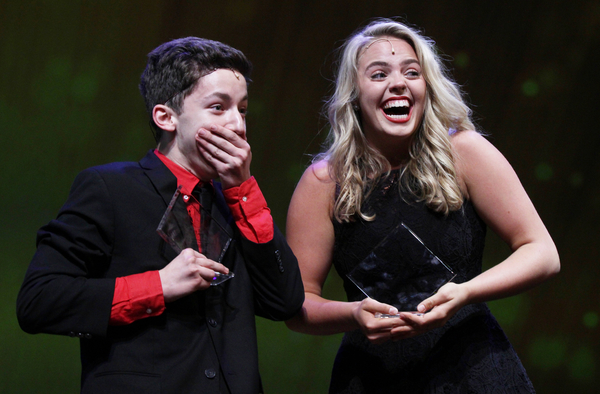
[[152, 104, 177, 133]]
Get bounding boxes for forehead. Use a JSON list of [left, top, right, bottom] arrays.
[[358, 37, 418, 69], [192, 68, 248, 99]]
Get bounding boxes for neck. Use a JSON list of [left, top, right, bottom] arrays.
[[374, 140, 412, 169], [156, 142, 203, 180]]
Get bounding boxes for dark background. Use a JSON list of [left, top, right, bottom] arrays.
[[2, 0, 598, 392]]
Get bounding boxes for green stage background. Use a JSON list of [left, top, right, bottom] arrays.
[[2, 0, 599, 392]]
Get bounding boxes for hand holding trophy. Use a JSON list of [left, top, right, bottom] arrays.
[[157, 186, 235, 286], [347, 222, 456, 318]]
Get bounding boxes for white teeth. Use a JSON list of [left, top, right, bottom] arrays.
[[383, 99, 410, 109], [387, 114, 408, 120]]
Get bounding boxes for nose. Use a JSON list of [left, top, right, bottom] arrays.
[[388, 72, 407, 93], [225, 109, 246, 135]]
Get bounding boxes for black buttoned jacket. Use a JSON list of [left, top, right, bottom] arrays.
[[17, 150, 304, 394]]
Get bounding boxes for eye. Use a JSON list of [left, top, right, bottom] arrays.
[[370, 71, 387, 80], [239, 107, 248, 117], [211, 104, 224, 111], [406, 69, 421, 79]]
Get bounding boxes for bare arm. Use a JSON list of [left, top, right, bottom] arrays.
[[285, 161, 402, 342], [395, 131, 560, 337], [455, 131, 560, 300]]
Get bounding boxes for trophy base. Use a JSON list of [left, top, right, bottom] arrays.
[[374, 312, 423, 318], [211, 272, 235, 286]]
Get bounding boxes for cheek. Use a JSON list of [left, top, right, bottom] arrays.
[[185, 110, 213, 126], [416, 81, 427, 102], [358, 89, 379, 112], [357, 80, 374, 104]]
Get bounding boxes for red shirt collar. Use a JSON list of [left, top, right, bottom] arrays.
[[154, 149, 207, 195]]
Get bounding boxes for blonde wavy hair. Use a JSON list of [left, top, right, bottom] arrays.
[[319, 18, 475, 222]]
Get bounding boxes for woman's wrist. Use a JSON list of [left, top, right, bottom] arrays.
[[349, 301, 363, 329]]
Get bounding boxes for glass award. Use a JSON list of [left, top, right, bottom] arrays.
[[157, 185, 234, 285], [347, 222, 456, 317]]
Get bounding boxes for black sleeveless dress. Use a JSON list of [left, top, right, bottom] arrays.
[[329, 171, 535, 393]]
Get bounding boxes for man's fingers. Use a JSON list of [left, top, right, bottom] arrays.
[[197, 126, 248, 150], [197, 134, 249, 166], [194, 255, 228, 272], [206, 123, 247, 142]]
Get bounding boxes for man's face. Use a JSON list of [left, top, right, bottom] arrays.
[[168, 68, 248, 180]]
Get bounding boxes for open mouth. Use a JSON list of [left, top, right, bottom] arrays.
[[382, 99, 411, 122]]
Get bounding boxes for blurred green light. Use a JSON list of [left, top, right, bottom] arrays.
[[534, 162, 553, 181], [32, 56, 73, 108], [528, 336, 567, 370], [568, 347, 596, 382], [583, 311, 599, 328], [287, 162, 306, 183], [522, 79, 539, 97], [488, 294, 528, 329], [454, 52, 470, 69], [71, 72, 99, 104], [569, 172, 584, 187]]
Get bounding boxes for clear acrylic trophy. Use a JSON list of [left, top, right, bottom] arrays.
[[157, 186, 234, 285], [347, 222, 456, 317]]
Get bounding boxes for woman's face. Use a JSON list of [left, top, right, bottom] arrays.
[[356, 36, 426, 162]]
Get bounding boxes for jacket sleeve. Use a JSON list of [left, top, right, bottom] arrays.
[[16, 168, 116, 338], [239, 223, 305, 321]]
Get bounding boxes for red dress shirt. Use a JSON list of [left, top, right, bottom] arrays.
[[109, 150, 274, 325]]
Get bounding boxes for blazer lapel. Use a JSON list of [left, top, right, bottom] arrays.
[[139, 150, 179, 206], [139, 150, 199, 254]]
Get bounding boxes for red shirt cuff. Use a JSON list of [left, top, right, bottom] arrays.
[[110, 271, 165, 326], [223, 176, 274, 243]]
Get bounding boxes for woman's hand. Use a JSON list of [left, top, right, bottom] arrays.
[[389, 282, 469, 340], [352, 298, 408, 344]]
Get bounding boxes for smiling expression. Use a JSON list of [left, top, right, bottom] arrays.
[[168, 68, 248, 180], [356, 36, 427, 164]]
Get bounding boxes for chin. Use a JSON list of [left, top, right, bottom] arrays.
[[202, 169, 219, 182], [190, 161, 218, 182], [383, 126, 416, 139]]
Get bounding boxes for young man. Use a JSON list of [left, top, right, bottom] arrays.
[[17, 37, 304, 394]]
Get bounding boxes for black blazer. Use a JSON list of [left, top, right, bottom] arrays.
[[17, 151, 304, 394]]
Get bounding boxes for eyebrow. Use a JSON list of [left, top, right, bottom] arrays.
[[364, 58, 420, 71], [203, 92, 249, 102]]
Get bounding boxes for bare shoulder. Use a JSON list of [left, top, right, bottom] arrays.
[[306, 159, 334, 183], [294, 159, 336, 199], [451, 130, 510, 169], [450, 130, 496, 157], [287, 159, 336, 220], [450, 130, 514, 199]]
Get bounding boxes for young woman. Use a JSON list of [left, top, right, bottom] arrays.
[[285, 19, 560, 393]]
